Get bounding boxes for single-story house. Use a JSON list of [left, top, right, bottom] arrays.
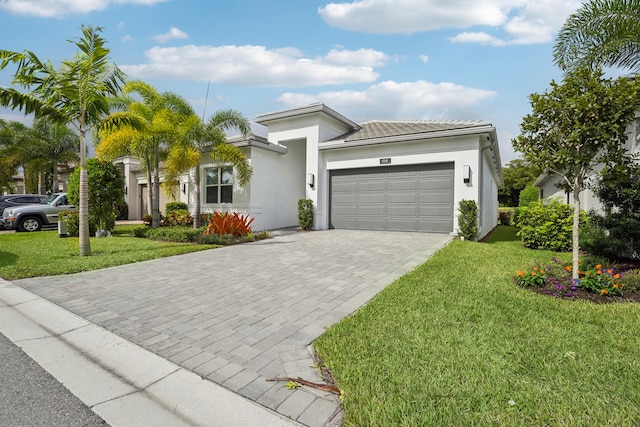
[[119, 103, 503, 239]]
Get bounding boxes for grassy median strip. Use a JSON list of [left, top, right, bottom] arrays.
[[315, 235, 640, 426], [0, 225, 215, 280]]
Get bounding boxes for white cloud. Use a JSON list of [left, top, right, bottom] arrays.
[[418, 54, 429, 64], [121, 45, 388, 87], [0, 0, 168, 18], [277, 80, 497, 120], [153, 27, 189, 44], [319, 0, 582, 45]]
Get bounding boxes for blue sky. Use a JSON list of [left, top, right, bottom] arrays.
[[0, 0, 587, 164]]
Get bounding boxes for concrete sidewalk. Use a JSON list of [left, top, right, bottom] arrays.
[[0, 281, 299, 426], [4, 229, 451, 426]]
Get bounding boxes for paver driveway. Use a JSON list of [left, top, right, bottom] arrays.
[[14, 229, 451, 426]]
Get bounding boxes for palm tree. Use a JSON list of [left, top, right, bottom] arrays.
[[98, 80, 193, 228], [164, 109, 252, 229], [30, 118, 80, 193], [0, 25, 134, 255], [554, 0, 640, 71], [0, 120, 43, 193]]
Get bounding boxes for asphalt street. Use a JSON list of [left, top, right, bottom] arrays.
[[0, 331, 108, 427]]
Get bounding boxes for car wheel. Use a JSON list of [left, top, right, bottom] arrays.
[[18, 216, 43, 232]]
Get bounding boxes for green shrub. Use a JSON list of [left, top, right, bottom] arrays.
[[518, 185, 539, 207], [58, 210, 107, 237], [515, 200, 588, 252], [198, 230, 269, 245], [165, 201, 188, 215], [144, 226, 202, 243], [298, 199, 314, 230], [133, 227, 148, 238], [161, 209, 193, 227], [579, 222, 626, 261], [457, 199, 478, 240]]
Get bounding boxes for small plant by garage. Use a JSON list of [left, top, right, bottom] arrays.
[[298, 199, 314, 230], [457, 199, 478, 240]]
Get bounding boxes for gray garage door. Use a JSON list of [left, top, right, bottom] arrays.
[[330, 162, 454, 233]]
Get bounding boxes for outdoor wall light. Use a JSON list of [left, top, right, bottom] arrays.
[[307, 173, 315, 188], [463, 165, 471, 183], [124, 186, 127, 195], [182, 183, 187, 194]]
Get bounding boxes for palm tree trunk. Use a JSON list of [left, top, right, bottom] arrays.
[[151, 145, 160, 228], [52, 159, 59, 193], [193, 165, 201, 229], [78, 131, 91, 256], [572, 188, 580, 282]]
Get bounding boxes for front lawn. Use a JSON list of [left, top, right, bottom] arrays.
[[315, 231, 640, 426], [0, 225, 215, 280]]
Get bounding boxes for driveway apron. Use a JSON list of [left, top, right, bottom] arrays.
[[14, 229, 451, 426]]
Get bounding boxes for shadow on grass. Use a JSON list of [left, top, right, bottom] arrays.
[[0, 251, 18, 268], [482, 225, 520, 243]]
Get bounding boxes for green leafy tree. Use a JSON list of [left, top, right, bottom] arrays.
[[499, 158, 542, 206], [0, 25, 135, 256], [98, 81, 193, 228], [554, 0, 640, 72], [513, 66, 640, 280], [30, 118, 80, 193], [163, 109, 252, 229], [518, 185, 539, 207], [592, 159, 640, 256], [67, 158, 125, 233]]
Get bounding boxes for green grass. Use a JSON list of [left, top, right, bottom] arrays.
[[0, 225, 215, 280], [315, 231, 640, 426]]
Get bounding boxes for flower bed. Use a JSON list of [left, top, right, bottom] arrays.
[[516, 256, 640, 303]]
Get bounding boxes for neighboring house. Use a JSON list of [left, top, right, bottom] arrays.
[[535, 116, 640, 214], [115, 157, 179, 220], [183, 103, 503, 239]]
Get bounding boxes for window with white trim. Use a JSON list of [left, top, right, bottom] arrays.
[[205, 166, 234, 204]]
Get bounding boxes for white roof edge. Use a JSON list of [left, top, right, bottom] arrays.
[[255, 103, 361, 131], [319, 124, 497, 150]]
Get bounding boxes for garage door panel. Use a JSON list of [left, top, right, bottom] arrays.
[[388, 193, 418, 203], [358, 193, 385, 203], [358, 204, 386, 215], [387, 206, 418, 216], [330, 163, 453, 233], [387, 219, 419, 231], [419, 192, 453, 203], [388, 180, 418, 191], [358, 181, 386, 191], [420, 178, 453, 191]]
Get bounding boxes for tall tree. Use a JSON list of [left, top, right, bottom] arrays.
[[0, 120, 42, 193], [554, 0, 640, 71], [30, 118, 80, 193], [163, 109, 252, 229], [97, 80, 192, 228], [513, 66, 640, 280], [498, 158, 542, 207], [0, 25, 134, 256]]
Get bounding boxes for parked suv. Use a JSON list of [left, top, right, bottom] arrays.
[[0, 193, 76, 232], [0, 194, 48, 217]]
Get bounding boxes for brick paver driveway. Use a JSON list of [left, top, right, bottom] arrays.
[[14, 229, 451, 426]]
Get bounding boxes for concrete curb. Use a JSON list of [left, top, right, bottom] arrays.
[[0, 279, 301, 427]]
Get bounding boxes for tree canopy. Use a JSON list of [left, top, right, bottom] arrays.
[[554, 0, 640, 72], [513, 66, 640, 278], [0, 25, 132, 255]]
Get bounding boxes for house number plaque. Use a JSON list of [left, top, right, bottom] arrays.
[[380, 158, 391, 164]]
